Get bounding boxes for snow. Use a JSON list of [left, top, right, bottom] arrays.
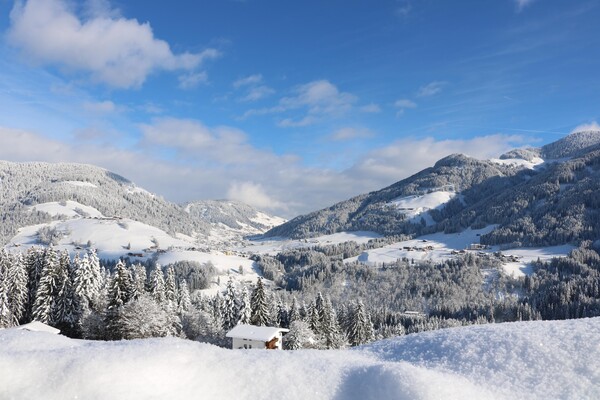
[[250, 211, 287, 228], [30, 200, 103, 218], [346, 226, 574, 276], [389, 190, 456, 225], [244, 231, 382, 255], [499, 245, 575, 277], [347, 226, 497, 265], [15, 321, 61, 334], [157, 250, 256, 275], [226, 324, 289, 341], [7, 217, 194, 260], [63, 180, 97, 188], [1, 317, 599, 399], [490, 157, 545, 169]]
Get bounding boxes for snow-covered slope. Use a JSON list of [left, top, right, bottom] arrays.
[[1, 317, 598, 399], [185, 200, 286, 248]]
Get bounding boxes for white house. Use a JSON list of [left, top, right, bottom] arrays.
[[226, 324, 289, 350], [16, 321, 61, 335]]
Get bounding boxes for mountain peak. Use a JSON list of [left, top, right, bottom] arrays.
[[541, 129, 600, 159]]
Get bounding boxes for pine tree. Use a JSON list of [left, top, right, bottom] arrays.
[[149, 264, 166, 304], [288, 297, 300, 325], [5, 251, 28, 324], [32, 247, 60, 324], [276, 299, 289, 328], [25, 247, 45, 321], [250, 278, 270, 326], [321, 297, 345, 349], [73, 251, 103, 313], [51, 250, 78, 335], [131, 263, 147, 300], [238, 286, 252, 324], [176, 279, 191, 314], [107, 260, 133, 310], [165, 265, 177, 305], [348, 300, 374, 346], [0, 263, 13, 328], [222, 277, 238, 330]]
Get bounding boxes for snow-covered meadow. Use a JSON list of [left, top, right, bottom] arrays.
[[1, 317, 599, 400]]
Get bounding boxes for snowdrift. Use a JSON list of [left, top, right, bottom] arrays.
[[1, 318, 599, 400]]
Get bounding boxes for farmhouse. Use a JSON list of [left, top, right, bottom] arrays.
[[226, 324, 289, 350]]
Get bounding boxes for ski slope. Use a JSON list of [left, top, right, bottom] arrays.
[[1, 317, 598, 399]]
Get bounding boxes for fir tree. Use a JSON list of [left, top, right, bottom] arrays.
[[276, 299, 289, 328], [149, 264, 166, 304], [321, 297, 345, 349], [250, 278, 270, 326], [238, 286, 252, 325], [165, 265, 177, 305], [32, 247, 60, 324], [288, 297, 300, 325], [348, 300, 374, 346], [0, 265, 13, 328], [107, 260, 133, 310], [51, 250, 78, 335], [5, 251, 28, 324], [25, 247, 44, 321], [131, 263, 147, 300], [222, 277, 239, 330], [177, 279, 191, 314]]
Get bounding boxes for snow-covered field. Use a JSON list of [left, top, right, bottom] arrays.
[[345, 226, 574, 276], [490, 157, 545, 169], [388, 190, 456, 226], [1, 317, 598, 400], [241, 231, 382, 255]]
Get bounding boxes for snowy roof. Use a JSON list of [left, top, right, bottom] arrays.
[[16, 321, 61, 335], [226, 324, 289, 341]]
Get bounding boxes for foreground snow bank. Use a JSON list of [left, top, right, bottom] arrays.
[[1, 318, 599, 400]]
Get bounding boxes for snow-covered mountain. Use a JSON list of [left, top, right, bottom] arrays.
[[185, 200, 286, 248], [2, 316, 598, 399], [264, 130, 600, 249], [0, 160, 284, 260]]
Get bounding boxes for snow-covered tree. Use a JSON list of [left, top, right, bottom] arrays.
[[238, 286, 252, 325], [131, 263, 147, 300], [276, 299, 289, 328], [250, 278, 270, 326], [285, 320, 321, 350], [165, 265, 177, 305], [321, 297, 345, 349], [5, 252, 27, 324], [177, 279, 191, 314], [111, 294, 173, 339], [288, 297, 300, 325], [32, 247, 60, 324], [107, 260, 133, 310], [222, 277, 239, 330], [51, 250, 78, 335], [149, 264, 166, 304], [348, 300, 374, 346], [0, 261, 13, 328]]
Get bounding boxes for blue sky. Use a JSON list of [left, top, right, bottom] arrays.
[[0, 0, 599, 217]]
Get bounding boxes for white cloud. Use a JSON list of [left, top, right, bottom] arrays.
[[394, 98, 417, 116], [0, 124, 530, 218], [7, 0, 220, 88], [417, 81, 447, 97], [233, 74, 263, 88], [82, 100, 117, 114], [571, 121, 600, 133], [515, 0, 535, 11], [396, 1, 412, 17], [178, 71, 208, 90], [330, 127, 375, 141], [239, 85, 275, 102], [227, 181, 285, 211], [359, 103, 382, 113], [245, 80, 358, 127], [346, 134, 527, 183]]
